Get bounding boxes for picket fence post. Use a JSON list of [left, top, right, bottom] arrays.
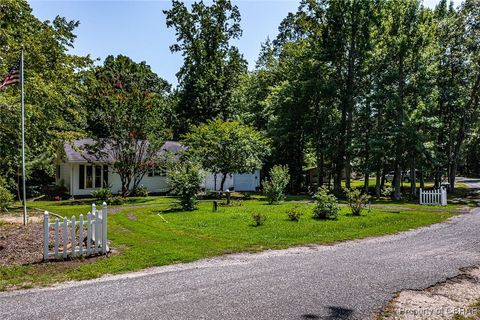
[[102, 202, 107, 254]]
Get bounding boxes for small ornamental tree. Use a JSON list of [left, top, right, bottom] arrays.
[[184, 119, 270, 191], [167, 158, 203, 211], [344, 188, 370, 216], [263, 165, 290, 204], [84, 55, 172, 196]]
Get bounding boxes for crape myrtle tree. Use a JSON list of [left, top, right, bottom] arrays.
[[84, 55, 172, 196], [0, 0, 91, 195], [184, 119, 270, 192], [164, 0, 248, 135]]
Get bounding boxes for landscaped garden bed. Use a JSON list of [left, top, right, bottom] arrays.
[[0, 195, 461, 291]]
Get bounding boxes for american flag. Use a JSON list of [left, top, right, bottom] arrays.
[[0, 58, 21, 90]]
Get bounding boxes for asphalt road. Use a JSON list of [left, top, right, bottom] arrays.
[[2, 180, 480, 320]]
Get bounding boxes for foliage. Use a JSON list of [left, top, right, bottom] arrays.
[[109, 196, 126, 206], [184, 119, 270, 191], [381, 186, 393, 198], [167, 158, 203, 211], [344, 188, 370, 216], [164, 0, 248, 134], [313, 188, 339, 220], [263, 165, 290, 204], [91, 188, 112, 200], [251, 212, 266, 226], [83, 55, 172, 196], [286, 206, 303, 222], [0, 178, 14, 211], [0, 0, 92, 185], [132, 186, 149, 197]]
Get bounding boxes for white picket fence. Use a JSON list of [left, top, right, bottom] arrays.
[[43, 202, 108, 261], [419, 187, 447, 206]]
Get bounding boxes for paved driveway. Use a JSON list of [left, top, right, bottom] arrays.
[[1, 181, 480, 320]]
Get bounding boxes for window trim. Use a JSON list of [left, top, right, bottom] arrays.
[[79, 164, 108, 190]]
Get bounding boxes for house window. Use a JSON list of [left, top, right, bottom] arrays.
[[148, 168, 166, 177], [79, 165, 85, 189], [56, 165, 61, 179], [103, 165, 109, 187], [79, 164, 108, 189], [95, 166, 102, 188], [86, 166, 93, 188]]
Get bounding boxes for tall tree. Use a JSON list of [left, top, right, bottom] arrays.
[[164, 0, 247, 135], [0, 0, 91, 194]]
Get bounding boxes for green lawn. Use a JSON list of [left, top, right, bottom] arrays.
[[0, 198, 456, 291]]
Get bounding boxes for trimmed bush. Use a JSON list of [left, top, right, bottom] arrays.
[[132, 185, 149, 197], [286, 206, 303, 221], [109, 196, 126, 205], [251, 212, 266, 226], [91, 187, 112, 200], [263, 165, 290, 204], [345, 188, 370, 216], [313, 188, 339, 220]]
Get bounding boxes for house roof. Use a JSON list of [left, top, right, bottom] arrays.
[[63, 138, 183, 163]]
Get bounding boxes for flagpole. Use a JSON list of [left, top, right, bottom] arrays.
[[21, 47, 27, 226]]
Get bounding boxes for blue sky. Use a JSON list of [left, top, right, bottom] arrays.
[[28, 0, 458, 85]]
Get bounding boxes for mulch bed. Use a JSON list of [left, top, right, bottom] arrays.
[[0, 222, 45, 266]]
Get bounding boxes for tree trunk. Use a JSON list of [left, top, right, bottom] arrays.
[[393, 52, 405, 201], [419, 171, 425, 189], [380, 169, 386, 190], [220, 173, 228, 192], [393, 164, 402, 200], [375, 169, 381, 197], [410, 156, 416, 198]]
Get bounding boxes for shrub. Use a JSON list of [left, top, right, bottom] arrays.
[[0, 178, 14, 212], [286, 206, 303, 222], [263, 165, 290, 204], [109, 196, 126, 205], [344, 188, 370, 216], [132, 185, 149, 197], [381, 186, 393, 197], [251, 212, 266, 226], [91, 187, 112, 200], [313, 188, 339, 220], [167, 160, 203, 211]]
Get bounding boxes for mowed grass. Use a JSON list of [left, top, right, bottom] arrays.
[[0, 198, 455, 291]]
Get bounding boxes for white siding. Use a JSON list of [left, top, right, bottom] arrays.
[[64, 163, 170, 196], [203, 173, 234, 191], [59, 162, 259, 196], [233, 170, 260, 191], [203, 171, 260, 192]]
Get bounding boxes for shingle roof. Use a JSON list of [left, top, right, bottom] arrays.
[[63, 138, 183, 163]]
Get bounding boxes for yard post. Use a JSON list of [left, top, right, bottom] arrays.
[[102, 202, 108, 254], [419, 188, 423, 204], [441, 186, 447, 206], [43, 211, 49, 261]]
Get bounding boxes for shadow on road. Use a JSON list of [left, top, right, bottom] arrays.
[[302, 306, 354, 320]]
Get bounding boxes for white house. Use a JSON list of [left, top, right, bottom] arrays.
[[55, 139, 261, 197]]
